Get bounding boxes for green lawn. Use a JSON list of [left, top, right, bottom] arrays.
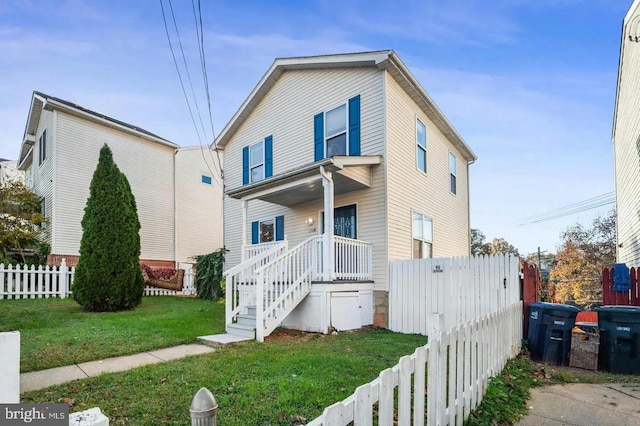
[[0, 296, 225, 372], [23, 328, 427, 425]]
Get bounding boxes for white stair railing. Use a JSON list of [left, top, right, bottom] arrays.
[[255, 236, 317, 342], [224, 241, 288, 327], [334, 236, 373, 280]]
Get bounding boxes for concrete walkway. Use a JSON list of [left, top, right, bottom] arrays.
[[517, 383, 640, 426], [20, 344, 215, 393]]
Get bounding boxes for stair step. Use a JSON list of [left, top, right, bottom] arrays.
[[226, 322, 256, 339], [236, 313, 256, 327], [247, 306, 256, 316]]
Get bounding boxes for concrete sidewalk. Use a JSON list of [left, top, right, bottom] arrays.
[[20, 344, 215, 393], [517, 383, 640, 426]]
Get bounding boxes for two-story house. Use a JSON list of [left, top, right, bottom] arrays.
[[216, 51, 476, 342], [613, 0, 640, 265], [17, 91, 223, 267]]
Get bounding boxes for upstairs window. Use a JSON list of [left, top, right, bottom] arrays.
[[38, 129, 47, 166], [326, 104, 347, 156], [449, 153, 457, 195], [242, 136, 273, 185], [249, 141, 265, 183], [412, 211, 433, 259], [314, 95, 360, 161], [416, 119, 426, 173], [201, 174, 212, 185]]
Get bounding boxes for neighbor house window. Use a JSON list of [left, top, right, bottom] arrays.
[[412, 211, 433, 259], [249, 140, 265, 183], [416, 119, 426, 173], [38, 129, 47, 166], [201, 174, 212, 185], [449, 153, 457, 195], [325, 104, 347, 156]]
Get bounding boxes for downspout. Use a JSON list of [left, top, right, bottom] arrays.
[[467, 158, 475, 257], [319, 165, 335, 281], [173, 149, 178, 267]]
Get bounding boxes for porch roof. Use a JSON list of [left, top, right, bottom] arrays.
[[226, 155, 382, 206]]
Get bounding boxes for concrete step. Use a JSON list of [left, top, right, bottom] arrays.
[[236, 313, 256, 327], [226, 323, 256, 339], [197, 334, 252, 348]]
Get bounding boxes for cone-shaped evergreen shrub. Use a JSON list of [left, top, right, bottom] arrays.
[[73, 144, 144, 311]]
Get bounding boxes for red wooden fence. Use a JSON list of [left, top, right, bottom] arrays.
[[602, 267, 639, 306], [521, 260, 540, 337]]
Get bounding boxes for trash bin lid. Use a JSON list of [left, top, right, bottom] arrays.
[[595, 305, 640, 314], [529, 302, 580, 312]]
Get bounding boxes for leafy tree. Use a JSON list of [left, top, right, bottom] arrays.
[[479, 237, 520, 257], [471, 228, 486, 256], [0, 180, 47, 263], [192, 247, 229, 300], [550, 209, 615, 308], [73, 144, 144, 311]]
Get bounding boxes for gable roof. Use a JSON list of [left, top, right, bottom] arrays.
[[18, 91, 176, 169], [213, 50, 476, 162]]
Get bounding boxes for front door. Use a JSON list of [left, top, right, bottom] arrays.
[[323, 204, 357, 238]]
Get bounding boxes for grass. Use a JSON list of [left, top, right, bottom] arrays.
[[22, 328, 427, 426], [0, 296, 225, 372]]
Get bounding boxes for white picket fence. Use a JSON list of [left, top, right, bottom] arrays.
[[0, 260, 196, 299], [308, 301, 523, 426], [389, 254, 520, 336]]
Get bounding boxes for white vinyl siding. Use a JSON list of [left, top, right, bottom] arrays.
[[30, 110, 54, 246], [615, 3, 640, 265], [175, 147, 224, 263], [385, 71, 470, 261], [223, 67, 388, 290], [54, 111, 176, 261]]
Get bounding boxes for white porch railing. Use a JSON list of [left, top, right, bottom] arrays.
[[243, 241, 286, 260], [255, 236, 317, 342], [310, 236, 373, 281], [224, 241, 289, 326]]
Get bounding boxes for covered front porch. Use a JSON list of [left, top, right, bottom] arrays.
[[224, 156, 381, 341]]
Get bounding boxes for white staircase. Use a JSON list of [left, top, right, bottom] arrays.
[[226, 305, 257, 339]]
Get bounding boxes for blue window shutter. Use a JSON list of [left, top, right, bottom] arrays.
[[348, 95, 361, 156], [251, 221, 259, 244], [264, 135, 273, 178], [275, 215, 284, 241], [242, 146, 249, 185], [314, 113, 324, 161]]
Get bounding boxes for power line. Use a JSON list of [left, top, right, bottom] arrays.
[[518, 192, 615, 225]]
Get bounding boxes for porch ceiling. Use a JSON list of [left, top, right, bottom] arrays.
[[227, 155, 382, 206]]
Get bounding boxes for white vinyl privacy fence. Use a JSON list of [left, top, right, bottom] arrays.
[[0, 260, 196, 299], [308, 302, 523, 425], [389, 254, 520, 336]]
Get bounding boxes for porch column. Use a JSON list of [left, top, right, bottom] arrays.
[[241, 199, 248, 263], [320, 166, 335, 281]]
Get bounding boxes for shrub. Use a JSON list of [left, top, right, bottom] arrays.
[[192, 247, 228, 300], [73, 144, 144, 311]]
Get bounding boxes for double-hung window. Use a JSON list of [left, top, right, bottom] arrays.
[[412, 211, 433, 259], [416, 119, 426, 173], [251, 215, 285, 244], [38, 129, 47, 166], [449, 153, 457, 195], [314, 95, 360, 161], [249, 141, 265, 183], [325, 104, 347, 156]]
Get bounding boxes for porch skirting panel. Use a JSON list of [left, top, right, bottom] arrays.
[[280, 282, 375, 333]]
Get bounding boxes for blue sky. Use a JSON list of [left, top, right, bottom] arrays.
[[0, 0, 629, 256]]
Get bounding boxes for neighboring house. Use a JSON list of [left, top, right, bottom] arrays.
[[17, 91, 223, 267], [0, 159, 24, 184], [613, 0, 640, 265], [216, 50, 476, 341]]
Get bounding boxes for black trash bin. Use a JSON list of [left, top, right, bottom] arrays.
[[596, 306, 640, 374], [527, 302, 580, 365]]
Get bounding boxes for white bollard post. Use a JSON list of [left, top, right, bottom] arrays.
[[59, 258, 68, 299], [190, 388, 218, 426], [0, 331, 20, 403]]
